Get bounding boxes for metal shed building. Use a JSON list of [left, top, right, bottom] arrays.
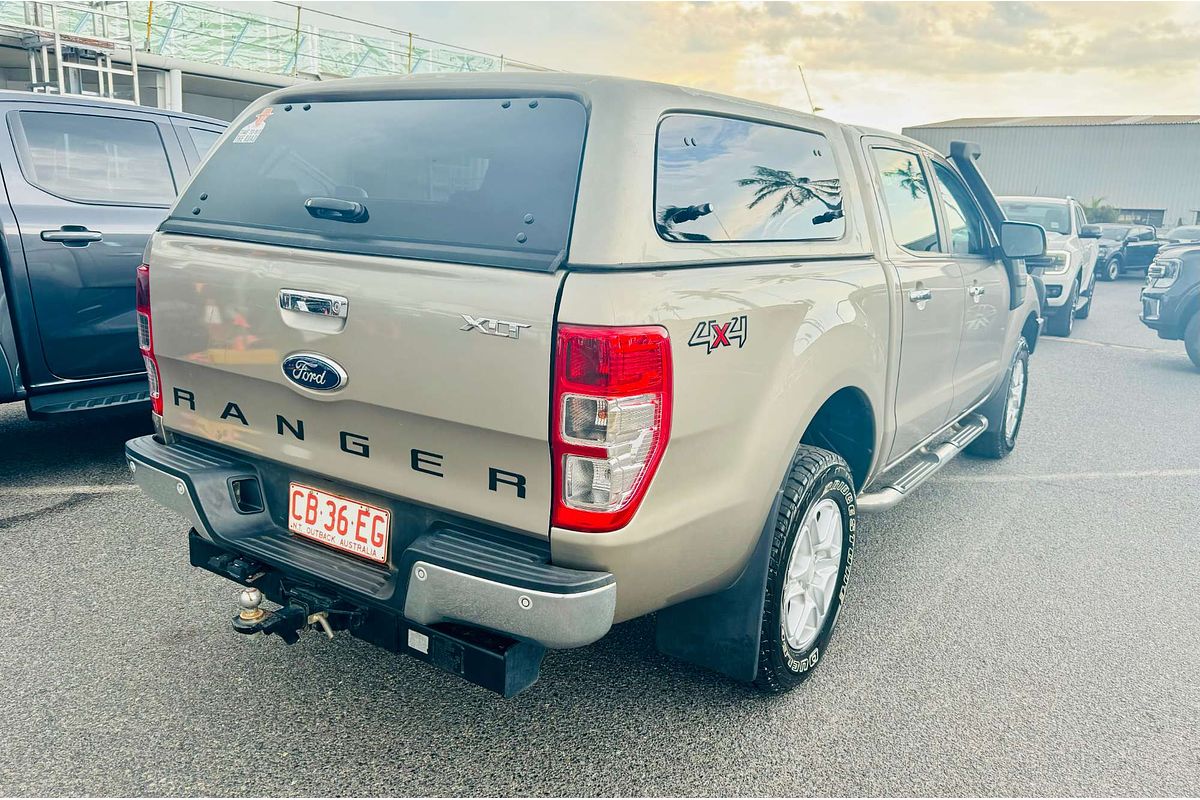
[[902, 116, 1200, 228]]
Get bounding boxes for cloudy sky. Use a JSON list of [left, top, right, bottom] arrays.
[[244, 1, 1200, 131]]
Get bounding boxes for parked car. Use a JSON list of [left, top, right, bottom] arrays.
[[1140, 244, 1200, 369], [0, 92, 225, 419], [1162, 225, 1200, 245], [998, 195, 1099, 336], [1093, 224, 1164, 281], [125, 74, 1044, 696]]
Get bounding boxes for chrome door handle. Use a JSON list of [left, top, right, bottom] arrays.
[[908, 288, 933, 303], [41, 226, 103, 246], [969, 286, 986, 298], [279, 289, 348, 318]]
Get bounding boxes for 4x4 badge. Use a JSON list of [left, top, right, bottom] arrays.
[[689, 315, 748, 354]]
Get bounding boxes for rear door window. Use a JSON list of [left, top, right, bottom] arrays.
[[654, 114, 845, 242], [11, 110, 177, 205], [188, 127, 221, 156], [872, 148, 940, 253], [167, 97, 588, 271]]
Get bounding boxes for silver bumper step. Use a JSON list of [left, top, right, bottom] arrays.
[[856, 413, 988, 513]]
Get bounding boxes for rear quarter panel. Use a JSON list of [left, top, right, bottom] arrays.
[[552, 258, 889, 621]]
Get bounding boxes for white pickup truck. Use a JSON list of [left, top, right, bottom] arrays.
[[998, 195, 1100, 336]]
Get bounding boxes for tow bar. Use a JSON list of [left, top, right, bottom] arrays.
[[195, 533, 546, 697], [231, 586, 355, 644]]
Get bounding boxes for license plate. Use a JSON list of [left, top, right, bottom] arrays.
[[287, 482, 390, 564]]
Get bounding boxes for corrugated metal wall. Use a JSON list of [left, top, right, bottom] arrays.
[[902, 123, 1200, 227]]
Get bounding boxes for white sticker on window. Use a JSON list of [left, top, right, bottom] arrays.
[[233, 107, 274, 144], [407, 628, 430, 654]]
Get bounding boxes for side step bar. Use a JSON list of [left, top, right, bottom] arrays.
[[27, 377, 149, 419], [856, 413, 988, 513]]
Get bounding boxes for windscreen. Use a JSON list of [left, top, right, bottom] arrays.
[[999, 200, 1070, 235], [165, 97, 587, 270]]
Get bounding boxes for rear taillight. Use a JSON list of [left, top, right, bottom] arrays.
[[552, 324, 672, 532], [135, 263, 163, 416]]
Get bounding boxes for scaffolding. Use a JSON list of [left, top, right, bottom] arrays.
[[0, 1, 551, 91], [0, 1, 140, 102]]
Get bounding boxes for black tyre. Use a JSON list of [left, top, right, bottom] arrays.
[[1045, 280, 1078, 336], [966, 337, 1030, 459], [1185, 313, 1200, 371], [1075, 284, 1092, 319], [1101, 257, 1120, 281], [753, 446, 856, 693]]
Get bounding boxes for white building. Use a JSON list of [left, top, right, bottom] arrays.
[[903, 115, 1200, 228]]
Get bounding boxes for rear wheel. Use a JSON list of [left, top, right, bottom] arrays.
[[1185, 313, 1200, 370], [1102, 257, 1121, 281], [753, 445, 855, 693], [966, 337, 1030, 459]]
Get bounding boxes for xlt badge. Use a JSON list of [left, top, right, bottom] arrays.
[[460, 314, 531, 340], [281, 353, 347, 392]]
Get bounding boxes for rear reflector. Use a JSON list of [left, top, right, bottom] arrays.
[[552, 325, 671, 532]]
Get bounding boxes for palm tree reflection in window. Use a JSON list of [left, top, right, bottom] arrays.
[[883, 159, 928, 199], [736, 166, 843, 225]]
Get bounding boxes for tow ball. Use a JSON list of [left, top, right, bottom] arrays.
[[231, 587, 336, 644]]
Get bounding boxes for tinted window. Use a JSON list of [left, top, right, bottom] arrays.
[[931, 161, 990, 256], [1074, 204, 1087, 231], [1000, 200, 1070, 235], [654, 114, 845, 242], [168, 98, 587, 271], [872, 148, 939, 253], [1138, 228, 1156, 241], [13, 111, 176, 205], [188, 127, 221, 156], [1098, 224, 1130, 239]]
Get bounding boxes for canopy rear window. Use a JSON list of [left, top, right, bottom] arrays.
[[165, 97, 587, 270]]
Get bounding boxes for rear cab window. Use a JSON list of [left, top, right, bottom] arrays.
[[654, 114, 846, 243], [165, 97, 588, 271], [10, 110, 177, 205]]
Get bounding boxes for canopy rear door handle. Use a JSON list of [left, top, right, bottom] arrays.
[[304, 196, 368, 223], [279, 289, 348, 319], [41, 226, 103, 246]]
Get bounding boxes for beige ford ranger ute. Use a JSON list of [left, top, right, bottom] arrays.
[[126, 74, 1046, 696]]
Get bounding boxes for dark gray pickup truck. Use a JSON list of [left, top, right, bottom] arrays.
[[0, 92, 223, 418]]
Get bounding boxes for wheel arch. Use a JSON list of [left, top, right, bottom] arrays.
[[1021, 310, 1041, 353], [798, 385, 875, 491]]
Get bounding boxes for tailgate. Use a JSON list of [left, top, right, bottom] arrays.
[[151, 233, 562, 536]]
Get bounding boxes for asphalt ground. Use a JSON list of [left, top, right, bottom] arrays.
[[1, 276, 1197, 796]]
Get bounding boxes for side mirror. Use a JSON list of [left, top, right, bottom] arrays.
[[1000, 220, 1046, 259], [1080, 224, 1102, 239]]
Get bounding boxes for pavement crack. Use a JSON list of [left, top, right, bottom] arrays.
[[0, 493, 92, 529]]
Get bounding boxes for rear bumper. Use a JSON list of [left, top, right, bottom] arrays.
[[125, 434, 615, 651]]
